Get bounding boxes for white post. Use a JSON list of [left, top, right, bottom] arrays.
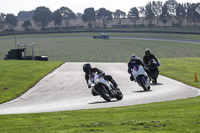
[[24, 43, 27, 60], [17, 42, 20, 49], [32, 42, 35, 60]]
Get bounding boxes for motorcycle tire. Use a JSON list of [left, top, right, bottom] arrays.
[[147, 86, 151, 90], [151, 71, 158, 84], [153, 79, 157, 84], [137, 76, 147, 91], [115, 88, 123, 100], [96, 84, 111, 102]]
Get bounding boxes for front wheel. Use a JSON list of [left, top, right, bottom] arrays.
[[137, 76, 147, 91], [152, 78, 157, 84], [115, 88, 123, 100], [150, 70, 158, 84], [147, 86, 151, 91], [96, 84, 111, 102]]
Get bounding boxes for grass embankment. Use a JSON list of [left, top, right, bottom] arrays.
[[0, 58, 200, 133], [160, 57, 200, 88], [0, 33, 200, 61], [0, 60, 63, 103]]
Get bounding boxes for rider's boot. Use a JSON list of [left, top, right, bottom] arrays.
[[130, 75, 135, 81]]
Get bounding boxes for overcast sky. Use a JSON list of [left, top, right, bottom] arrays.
[[1, 0, 199, 15]]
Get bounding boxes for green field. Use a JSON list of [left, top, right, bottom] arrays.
[[0, 58, 200, 133], [0, 61, 63, 103], [0, 32, 200, 133], [0, 33, 200, 61]]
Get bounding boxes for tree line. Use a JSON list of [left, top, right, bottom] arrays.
[[0, 0, 200, 31]]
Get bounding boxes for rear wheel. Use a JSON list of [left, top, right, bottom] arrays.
[[96, 84, 111, 102]]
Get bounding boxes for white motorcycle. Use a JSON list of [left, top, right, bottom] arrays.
[[88, 72, 123, 102], [131, 65, 151, 91]]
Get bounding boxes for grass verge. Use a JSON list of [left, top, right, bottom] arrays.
[[160, 57, 200, 88], [0, 60, 64, 103], [0, 57, 200, 133]]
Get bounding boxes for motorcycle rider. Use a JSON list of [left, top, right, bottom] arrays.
[[143, 48, 159, 74], [83, 63, 118, 95], [128, 54, 146, 81]]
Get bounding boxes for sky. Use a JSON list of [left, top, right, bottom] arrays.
[[1, 0, 199, 15]]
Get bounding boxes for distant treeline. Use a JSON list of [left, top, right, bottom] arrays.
[[0, 0, 200, 32]]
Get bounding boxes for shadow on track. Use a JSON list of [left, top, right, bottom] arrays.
[[150, 83, 163, 86], [133, 90, 152, 93], [89, 99, 119, 104]]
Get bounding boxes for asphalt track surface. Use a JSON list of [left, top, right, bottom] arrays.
[[0, 62, 200, 114], [1, 36, 200, 44]]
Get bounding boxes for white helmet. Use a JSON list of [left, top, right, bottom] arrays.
[[130, 54, 137, 63]]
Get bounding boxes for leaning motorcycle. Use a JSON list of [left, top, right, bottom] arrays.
[[88, 72, 123, 102], [147, 59, 160, 84], [132, 65, 151, 91]]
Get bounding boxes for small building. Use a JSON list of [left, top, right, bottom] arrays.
[[4, 42, 48, 61]]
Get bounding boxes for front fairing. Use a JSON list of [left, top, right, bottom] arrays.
[[88, 73, 112, 90], [132, 65, 147, 78]]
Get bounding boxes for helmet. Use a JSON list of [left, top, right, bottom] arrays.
[[83, 63, 91, 73], [130, 54, 137, 63], [145, 48, 151, 56]]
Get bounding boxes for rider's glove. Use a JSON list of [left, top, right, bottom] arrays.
[[128, 69, 132, 74], [99, 72, 105, 76]]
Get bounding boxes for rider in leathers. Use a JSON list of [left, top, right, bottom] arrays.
[[128, 54, 146, 81], [143, 48, 159, 74], [83, 63, 118, 96], [143, 48, 159, 66]]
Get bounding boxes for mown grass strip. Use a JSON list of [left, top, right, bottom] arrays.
[[1, 35, 200, 61], [160, 57, 200, 88], [0, 60, 64, 103]]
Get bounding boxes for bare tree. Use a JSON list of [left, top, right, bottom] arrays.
[[128, 7, 139, 26], [176, 3, 186, 26], [113, 9, 126, 26], [160, 4, 170, 27], [152, 1, 163, 26], [165, 0, 178, 25], [145, 2, 155, 26], [139, 7, 145, 26], [0, 13, 6, 30]]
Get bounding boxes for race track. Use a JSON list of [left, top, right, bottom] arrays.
[[0, 62, 199, 114]]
